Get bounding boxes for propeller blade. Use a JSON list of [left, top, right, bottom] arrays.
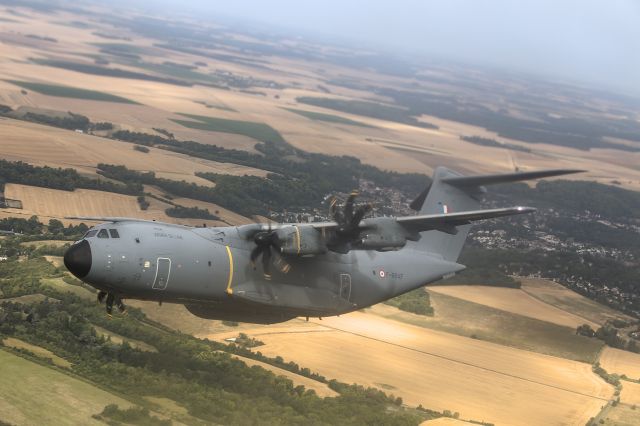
[[250, 245, 262, 266], [351, 203, 372, 228], [328, 196, 338, 218], [344, 190, 358, 222], [273, 251, 292, 274], [262, 247, 272, 279]]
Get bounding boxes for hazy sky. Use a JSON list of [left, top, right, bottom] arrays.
[[147, 0, 640, 95]]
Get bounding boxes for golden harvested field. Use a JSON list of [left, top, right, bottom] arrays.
[[170, 197, 254, 225], [620, 381, 640, 406], [601, 404, 640, 426], [0, 119, 268, 182], [228, 353, 338, 398], [520, 277, 634, 325], [423, 419, 473, 426], [0, 10, 638, 187], [205, 312, 613, 426], [5, 183, 170, 221], [371, 292, 603, 363], [2, 183, 240, 226], [429, 285, 597, 328], [600, 347, 640, 381]]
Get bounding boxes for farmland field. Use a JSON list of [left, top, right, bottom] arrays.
[[2, 183, 243, 226], [40, 277, 96, 300], [599, 347, 640, 380], [6, 80, 138, 104], [0, 349, 134, 426], [601, 404, 640, 426], [0, 119, 269, 183], [520, 277, 635, 325], [172, 113, 288, 145], [4, 183, 173, 224], [204, 311, 613, 426], [620, 380, 640, 406], [428, 284, 598, 328], [228, 353, 338, 398], [282, 107, 374, 128], [1, 337, 71, 368], [371, 291, 603, 362], [0, 4, 638, 425]]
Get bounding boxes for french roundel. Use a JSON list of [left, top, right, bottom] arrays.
[[379, 269, 385, 278]]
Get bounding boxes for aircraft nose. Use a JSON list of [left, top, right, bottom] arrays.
[[64, 240, 92, 279]]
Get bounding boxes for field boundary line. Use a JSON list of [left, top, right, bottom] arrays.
[[304, 320, 610, 401]]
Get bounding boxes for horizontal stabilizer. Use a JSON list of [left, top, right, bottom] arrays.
[[442, 169, 585, 188]]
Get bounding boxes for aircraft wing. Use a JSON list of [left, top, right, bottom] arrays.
[[64, 216, 182, 225], [394, 206, 535, 233], [309, 206, 535, 233]]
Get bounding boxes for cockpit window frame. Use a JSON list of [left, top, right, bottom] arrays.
[[97, 229, 109, 239], [83, 230, 98, 238], [109, 229, 120, 238]]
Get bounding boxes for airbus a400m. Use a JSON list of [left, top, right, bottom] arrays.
[[63, 167, 580, 323]]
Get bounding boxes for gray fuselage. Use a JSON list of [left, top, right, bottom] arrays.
[[65, 220, 463, 323]]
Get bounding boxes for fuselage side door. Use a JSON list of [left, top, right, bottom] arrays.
[[152, 257, 171, 290], [339, 273, 352, 302]]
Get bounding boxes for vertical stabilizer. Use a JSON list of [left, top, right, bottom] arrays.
[[408, 167, 583, 262], [409, 167, 480, 261]]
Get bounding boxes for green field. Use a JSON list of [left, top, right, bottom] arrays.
[[2, 337, 71, 368], [171, 113, 287, 145], [371, 290, 604, 363], [6, 80, 139, 104], [40, 277, 96, 300], [283, 107, 374, 127], [91, 42, 157, 57], [0, 349, 134, 425]]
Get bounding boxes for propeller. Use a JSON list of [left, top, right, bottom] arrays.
[[249, 224, 291, 280], [98, 290, 126, 316], [329, 190, 372, 244]]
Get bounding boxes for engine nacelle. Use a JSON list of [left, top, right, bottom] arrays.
[[356, 217, 411, 251], [276, 225, 328, 256], [357, 233, 407, 251]]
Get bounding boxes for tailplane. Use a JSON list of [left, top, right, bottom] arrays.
[[409, 167, 583, 261]]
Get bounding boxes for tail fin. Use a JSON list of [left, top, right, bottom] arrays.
[[409, 167, 584, 261]]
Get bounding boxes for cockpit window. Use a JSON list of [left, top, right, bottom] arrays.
[[83, 230, 98, 238], [97, 229, 109, 239], [109, 229, 120, 238]]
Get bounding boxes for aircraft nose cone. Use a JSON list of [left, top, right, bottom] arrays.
[[64, 240, 92, 279]]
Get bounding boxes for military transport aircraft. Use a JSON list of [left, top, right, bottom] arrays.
[[63, 167, 581, 323]]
